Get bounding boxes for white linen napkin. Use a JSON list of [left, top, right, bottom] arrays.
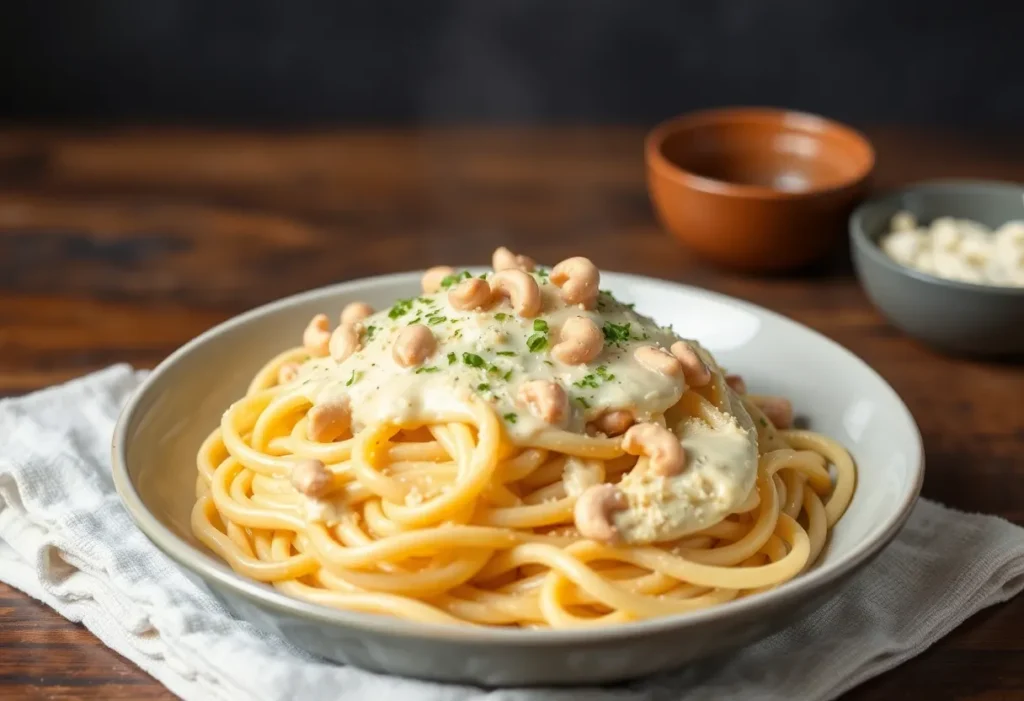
[[1, 366, 1022, 701]]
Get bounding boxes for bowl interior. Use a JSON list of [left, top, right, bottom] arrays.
[[118, 271, 922, 639], [656, 110, 874, 193], [852, 180, 1024, 245]]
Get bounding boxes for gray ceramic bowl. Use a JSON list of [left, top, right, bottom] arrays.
[[850, 180, 1024, 356], [112, 271, 924, 686]]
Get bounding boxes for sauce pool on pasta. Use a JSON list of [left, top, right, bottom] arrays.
[[192, 248, 856, 628]]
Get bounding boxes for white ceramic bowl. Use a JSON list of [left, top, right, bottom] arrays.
[[112, 270, 924, 685]]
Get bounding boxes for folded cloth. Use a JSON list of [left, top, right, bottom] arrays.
[[1, 366, 1022, 701]]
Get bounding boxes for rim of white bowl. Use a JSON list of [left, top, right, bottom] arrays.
[[112, 270, 925, 645]]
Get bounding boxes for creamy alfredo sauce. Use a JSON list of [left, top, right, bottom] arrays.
[[284, 267, 761, 541], [615, 387, 758, 542], [292, 270, 690, 439]]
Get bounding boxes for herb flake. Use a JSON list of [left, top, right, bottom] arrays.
[[526, 334, 548, 352], [440, 270, 472, 290], [463, 353, 485, 368], [388, 298, 415, 319], [602, 321, 632, 345]]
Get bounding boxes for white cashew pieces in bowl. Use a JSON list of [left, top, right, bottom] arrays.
[[574, 394, 760, 546]]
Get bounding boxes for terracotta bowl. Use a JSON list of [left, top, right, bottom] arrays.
[[646, 107, 875, 272]]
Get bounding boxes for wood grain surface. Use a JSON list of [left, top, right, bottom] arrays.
[[0, 126, 1022, 700]]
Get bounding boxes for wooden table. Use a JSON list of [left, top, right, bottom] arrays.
[[1, 127, 1022, 700]]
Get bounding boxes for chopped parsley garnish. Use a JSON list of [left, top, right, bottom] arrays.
[[463, 353, 486, 368], [496, 351, 516, 357], [503, 412, 517, 423], [602, 321, 632, 345], [487, 364, 502, 375], [388, 298, 415, 319], [426, 315, 447, 326], [535, 268, 549, 280], [526, 334, 548, 352], [574, 396, 591, 408], [543, 360, 554, 367], [345, 370, 363, 387], [503, 369, 513, 381], [417, 297, 433, 305], [363, 325, 377, 341], [533, 319, 549, 333], [759, 417, 768, 427], [447, 352, 457, 365], [415, 366, 440, 374], [575, 366, 615, 389], [494, 312, 508, 321], [477, 383, 491, 392], [478, 272, 488, 279], [440, 270, 472, 290]]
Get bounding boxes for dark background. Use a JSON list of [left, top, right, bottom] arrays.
[[1, 0, 1021, 127]]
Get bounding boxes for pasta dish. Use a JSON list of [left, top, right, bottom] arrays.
[[192, 248, 856, 628]]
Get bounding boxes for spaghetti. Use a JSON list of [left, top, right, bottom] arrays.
[[192, 249, 856, 628]]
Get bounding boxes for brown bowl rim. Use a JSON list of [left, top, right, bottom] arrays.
[[645, 106, 876, 200]]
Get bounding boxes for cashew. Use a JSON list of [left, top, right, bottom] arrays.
[[490, 269, 542, 318], [622, 423, 686, 477], [340, 302, 374, 327], [551, 316, 603, 365], [573, 483, 628, 543], [586, 409, 634, 437], [307, 399, 351, 442], [634, 345, 683, 377], [448, 278, 493, 311], [725, 374, 747, 395], [670, 341, 712, 387], [422, 265, 454, 294], [277, 362, 300, 385], [393, 324, 437, 368], [752, 396, 794, 429], [550, 256, 600, 309], [290, 458, 333, 497], [517, 380, 569, 426], [302, 313, 331, 357], [492, 246, 536, 272], [329, 323, 361, 363]]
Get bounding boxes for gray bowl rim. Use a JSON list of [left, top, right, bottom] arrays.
[[111, 269, 925, 646], [850, 178, 1024, 296]]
